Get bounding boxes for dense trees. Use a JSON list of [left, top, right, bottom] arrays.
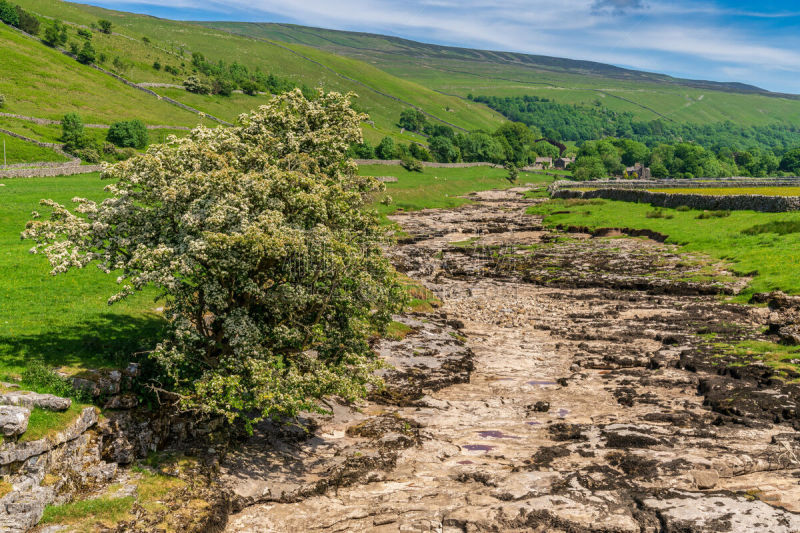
[[24, 90, 404, 428], [107, 119, 148, 149], [42, 20, 68, 47], [779, 148, 800, 174], [473, 94, 800, 153], [76, 41, 96, 64]]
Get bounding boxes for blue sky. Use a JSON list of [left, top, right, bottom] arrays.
[[84, 0, 800, 93]]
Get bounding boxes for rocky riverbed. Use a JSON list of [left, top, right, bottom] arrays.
[[222, 188, 800, 532]]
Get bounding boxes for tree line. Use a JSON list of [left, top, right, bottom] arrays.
[[351, 108, 566, 167], [471, 94, 800, 153], [570, 138, 800, 180]]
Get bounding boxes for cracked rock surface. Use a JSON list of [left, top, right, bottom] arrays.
[[223, 189, 800, 532]]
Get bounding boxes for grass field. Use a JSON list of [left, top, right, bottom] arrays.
[[0, 165, 537, 380], [0, 173, 164, 378], [0, 134, 70, 165], [529, 198, 800, 297], [648, 187, 800, 197], [359, 164, 552, 217]]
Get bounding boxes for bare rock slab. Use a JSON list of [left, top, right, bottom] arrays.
[[0, 391, 71, 412], [0, 406, 29, 436]]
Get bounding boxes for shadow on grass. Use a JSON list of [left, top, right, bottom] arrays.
[[0, 313, 166, 374]]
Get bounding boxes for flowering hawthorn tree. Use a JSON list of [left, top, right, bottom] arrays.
[[22, 89, 405, 427]]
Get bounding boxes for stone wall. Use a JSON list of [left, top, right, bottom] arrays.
[[552, 187, 800, 213], [0, 164, 103, 179], [553, 177, 800, 191]]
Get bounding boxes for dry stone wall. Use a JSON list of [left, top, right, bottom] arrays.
[[552, 187, 800, 212]]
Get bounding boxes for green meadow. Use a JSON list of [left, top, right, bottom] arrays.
[[529, 198, 800, 297]]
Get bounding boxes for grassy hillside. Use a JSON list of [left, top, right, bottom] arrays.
[[204, 22, 800, 127], [11, 1, 505, 146]]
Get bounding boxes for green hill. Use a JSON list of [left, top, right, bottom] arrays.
[[201, 22, 800, 127], [2, 0, 505, 157]]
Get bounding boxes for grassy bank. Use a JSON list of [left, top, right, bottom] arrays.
[[529, 198, 800, 297], [0, 173, 163, 378], [2, 164, 534, 378], [359, 164, 552, 217]]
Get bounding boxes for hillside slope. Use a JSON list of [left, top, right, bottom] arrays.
[[203, 22, 800, 127], [7, 1, 505, 147]]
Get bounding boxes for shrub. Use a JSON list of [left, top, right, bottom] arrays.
[[152, 60, 161, 71], [61, 112, 87, 152], [164, 65, 179, 75], [21, 361, 90, 402], [0, 0, 18, 26], [76, 41, 96, 64], [73, 147, 100, 163], [77, 28, 92, 39], [401, 155, 423, 172], [505, 161, 519, 183], [97, 52, 107, 63], [696, 210, 731, 219], [107, 119, 148, 149], [16, 5, 39, 35], [42, 20, 67, 47], [69, 41, 79, 55], [97, 19, 112, 34], [676, 205, 691, 212], [23, 89, 405, 429], [0, 93, 5, 108], [142, 36, 150, 43], [350, 141, 374, 159], [240, 79, 259, 96], [375, 136, 395, 160], [183, 75, 210, 95], [645, 209, 673, 219], [212, 78, 234, 97]]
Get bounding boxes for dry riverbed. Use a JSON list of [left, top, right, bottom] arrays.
[[222, 189, 800, 532]]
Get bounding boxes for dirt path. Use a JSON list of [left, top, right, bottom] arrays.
[[222, 189, 800, 532]]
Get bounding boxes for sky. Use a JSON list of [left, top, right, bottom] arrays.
[[84, 0, 800, 94]]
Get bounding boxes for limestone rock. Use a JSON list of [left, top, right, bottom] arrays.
[[691, 469, 719, 490], [0, 391, 71, 412], [0, 405, 29, 436]]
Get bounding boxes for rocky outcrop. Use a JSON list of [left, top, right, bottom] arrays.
[[0, 391, 71, 412], [0, 406, 29, 437], [225, 188, 800, 532], [0, 407, 116, 532]]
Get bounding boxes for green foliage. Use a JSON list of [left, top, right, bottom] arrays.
[[211, 77, 234, 97], [76, 28, 91, 40], [15, 5, 40, 35], [349, 141, 375, 159], [505, 161, 519, 183], [76, 40, 95, 64], [23, 90, 406, 428], [742, 221, 800, 236], [401, 154, 423, 172], [21, 361, 90, 402], [182, 75, 210, 95], [0, 93, 4, 108], [429, 135, 460, 163], [376, 136, 396, 160], [42, 19, 68, 47], [454, 131, 505, 163], [61, 112, 87, 152], [398, 108, 428, 132], [107, 119, 148, 149], [0, 0, 19, 27], [409, 142, 431, 161], [572, 156, 607, 180], [492, 122, 539, 165], [780, 148, 800, 174], [696, 210, 731, 219], [152, 60, 161, 70], [474, 94, 800, 153], [97, 19, 112, 34], [530, 199, 800, 297]]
